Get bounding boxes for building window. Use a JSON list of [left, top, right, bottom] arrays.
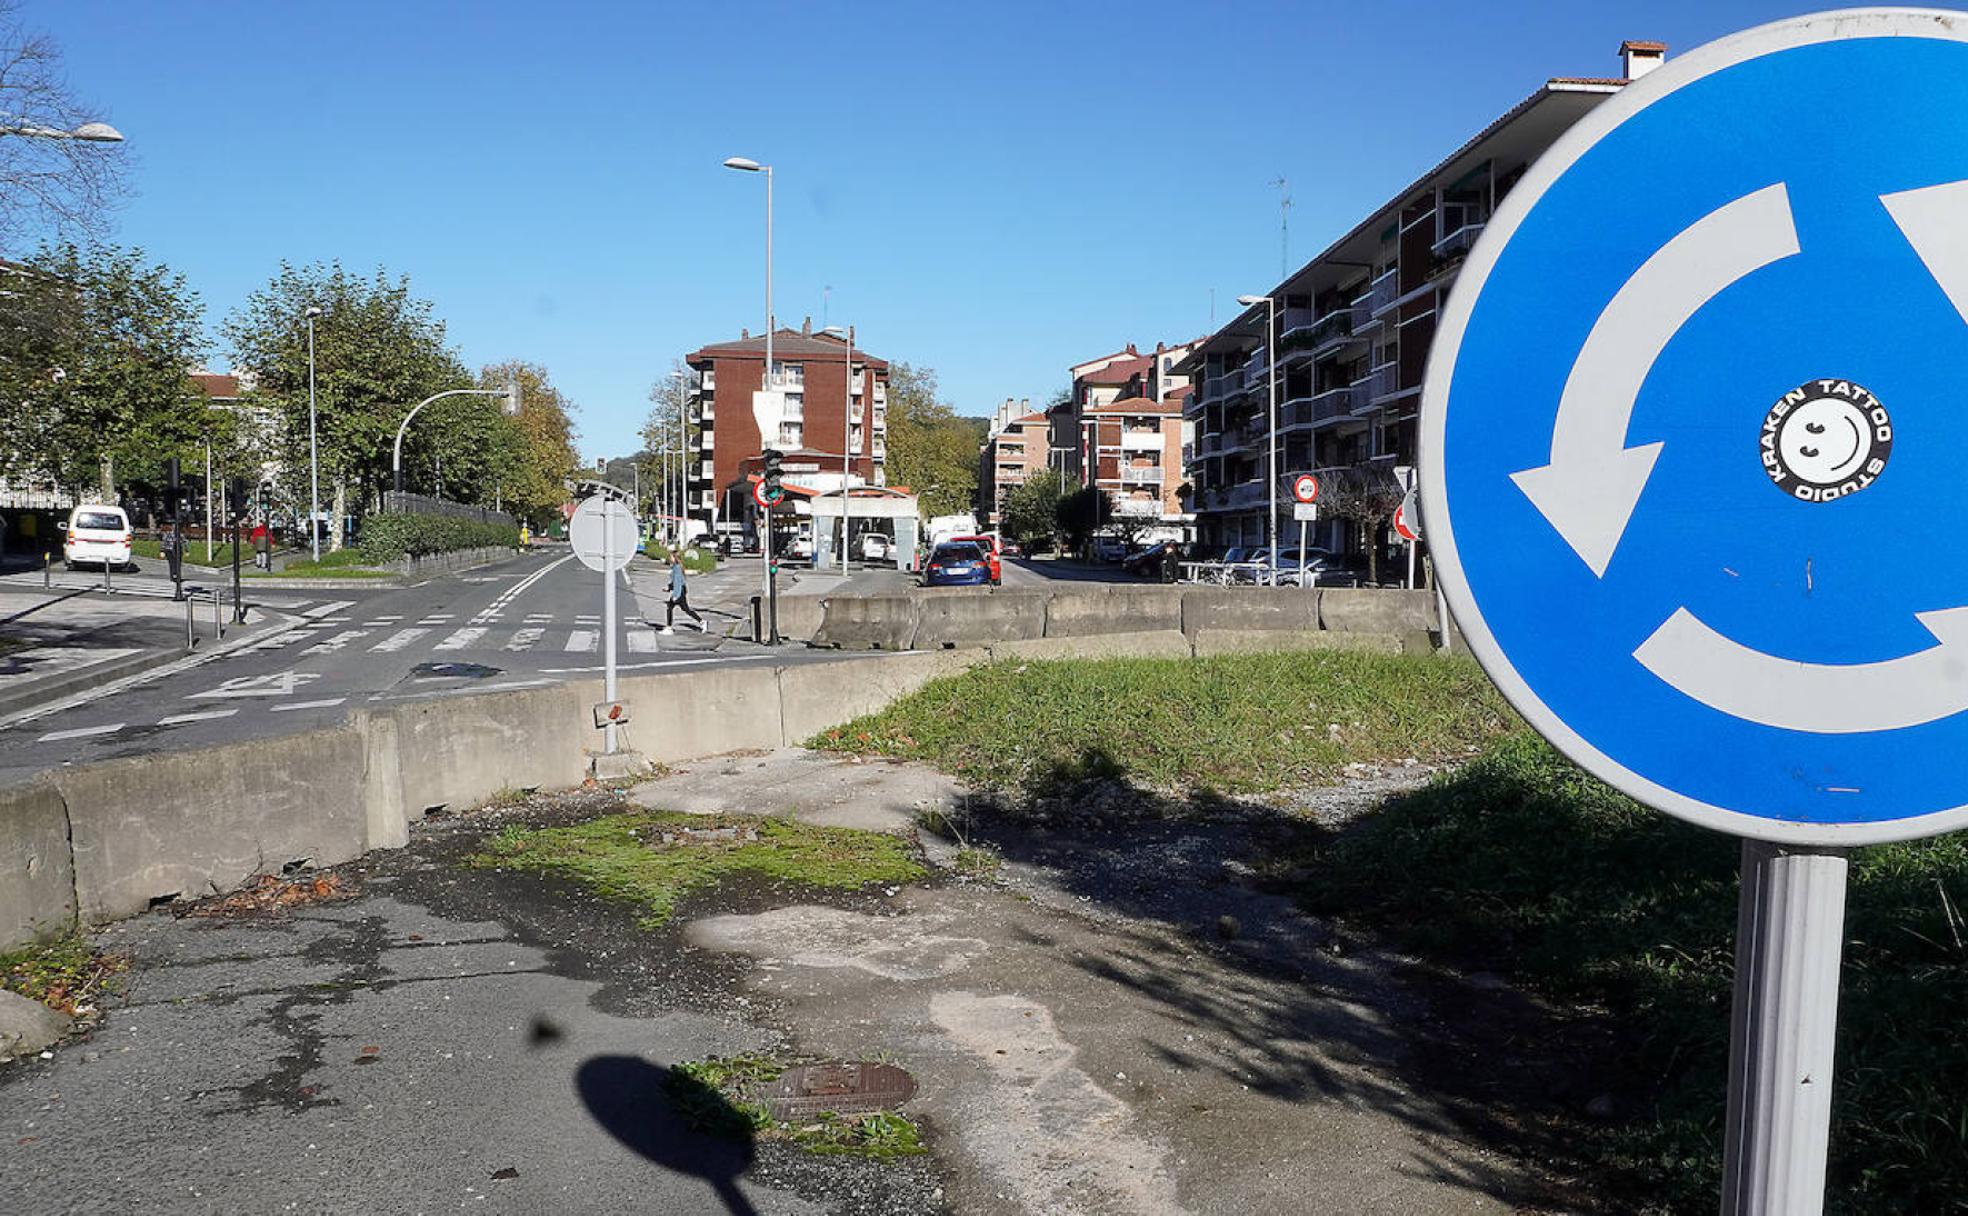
[[777, 423, 802, 447]]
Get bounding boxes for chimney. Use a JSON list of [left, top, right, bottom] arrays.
[[801, 316, 811, 335], [1620, 39, 1666, 81], [741, 327, 750, 339], [1125, 343, 1137, 355]]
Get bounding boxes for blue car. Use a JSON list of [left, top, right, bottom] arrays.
[[923, 542, 991, 587]]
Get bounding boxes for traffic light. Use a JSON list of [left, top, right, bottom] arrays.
[[165, 457, 181, 519], [762, 448, 784, 499], [227, 477, 249, 521]]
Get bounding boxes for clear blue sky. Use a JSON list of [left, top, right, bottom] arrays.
[[25, 0, 1800, 463]]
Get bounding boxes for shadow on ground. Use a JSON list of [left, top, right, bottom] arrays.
[[940, 746, 1678, 1214], [577, 1054, 760, 1216]]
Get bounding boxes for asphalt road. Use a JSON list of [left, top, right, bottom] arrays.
[[0, 550, 859, 784]]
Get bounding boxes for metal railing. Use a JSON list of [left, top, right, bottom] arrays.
[[380, 492, 516, 527]]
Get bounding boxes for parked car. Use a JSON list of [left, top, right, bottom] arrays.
[[64, 504, 133, 571], [949, 534, 1002, 584], [1000, 539, 1023, 558], [789, 533, 815, 559], [923, 541, 991, 587], [1121, 541, 1180, 581], [1090, 536, 1127, 563], [859, 533, 892, 562]]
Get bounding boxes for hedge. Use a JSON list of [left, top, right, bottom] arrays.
[[359, 514, 519, 562]]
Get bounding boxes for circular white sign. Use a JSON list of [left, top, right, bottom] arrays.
[[1292, 474, 1320, 504], [569, 496, 639, 573]]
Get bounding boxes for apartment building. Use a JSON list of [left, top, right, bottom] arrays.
[[684, 321, 890, 537], [976, 398, 1048, 527], [1179, 40, 1665, 568], [1049, 338, 1202, 528]]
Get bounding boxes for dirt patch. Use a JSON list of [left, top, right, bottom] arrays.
[[184, 872, 357, 917]]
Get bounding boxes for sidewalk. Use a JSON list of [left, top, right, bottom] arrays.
[[0, 586, 294, 720]]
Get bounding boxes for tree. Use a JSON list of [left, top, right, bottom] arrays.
[[478, 359, 579, 528], [224, 262, 469, 547], [0, 2, 130, 244], [0, 243, 205, 500], [1056, 483, 1109, 553], [1001, 468, 1067, 550], [1318, 464, 1404, 584], [640, 359, 697, 527], [883, 362, 978, 517]]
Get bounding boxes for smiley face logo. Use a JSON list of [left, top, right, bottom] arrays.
[[1760, 379, 1893, 502]]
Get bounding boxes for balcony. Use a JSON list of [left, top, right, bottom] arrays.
[[1284, 386, 1356, 429], [1120, 429, 1162, 451], [699, 370, 715, 391], [873, 384, 887, 404], [1241, 348, 1269, 389], [1120, 466, 1165, 485], [1279, 306, 1317, 334], [1352, 365, 1397, 412], [1365, 268, 1399, 317], [691, 400, 715, 422], [1433, 221, 1485, 259]]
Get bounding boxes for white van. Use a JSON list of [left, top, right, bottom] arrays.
[[64, 504, 133, 571]]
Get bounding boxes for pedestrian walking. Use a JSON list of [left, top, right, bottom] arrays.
[[660, 552, 706, 634]]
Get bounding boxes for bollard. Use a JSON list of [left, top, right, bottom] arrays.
[[184, 595, 195, 650], [104, 559, 112, 594], [44, 552, 51, 589]]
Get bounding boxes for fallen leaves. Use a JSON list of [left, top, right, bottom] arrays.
[[186, 872, 355, 918]]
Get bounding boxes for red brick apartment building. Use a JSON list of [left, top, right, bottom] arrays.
[[684, 322, 890, 536]]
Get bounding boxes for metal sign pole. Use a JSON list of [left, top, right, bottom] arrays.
[[1297, 519, 1307, 590], [602, 507, 618, 755], [761, 499, 778, 645], [1721, 842, 1849, 1216]]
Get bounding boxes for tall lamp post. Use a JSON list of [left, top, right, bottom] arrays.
[[392, 381, 523, 493], [822, 324, 855, 573], [305, 306, 322, 560], [1237, 294, 1279, 585], [724, 154, 779, 641], [676, 368, 689, 545], [0, 119, 122, 142]]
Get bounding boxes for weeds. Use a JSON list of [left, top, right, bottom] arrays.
[[468, 812, 924, 926], [668, 1053, 927, 1160], [812, 650, 1513, 794], [0, 935, 127, 1019]]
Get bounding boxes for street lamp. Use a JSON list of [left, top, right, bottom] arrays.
[[306, 306, 322, 560], [674, 368, 688, 546], [392, 380, 522, 493], [1237, 294, 1280, 585], [822, 323, 855, 574], [0, 119, 123, 141], [724, 153, 779, 641]]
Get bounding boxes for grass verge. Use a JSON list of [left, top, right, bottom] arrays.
[[467, 812, 924, 926], [1279, 730, 1968, 1213], [131, 539, 246, 567], [0, 934, 128, 1019], [812, 650, 1514, 793], [669, 1053, 927, 1159]]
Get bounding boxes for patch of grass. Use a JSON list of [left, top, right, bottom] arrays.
[[1281, 729, 1968, 1213], [0, 634, 31, 658], [467, 812, 925, 926], [953, 847, 1001, 878], [669, 1054, 927, 1160], [131, 539, 247, 567], [812, 650, 1514, 794], [247, 556, 395, 579], [0, 934, 127, 1017]]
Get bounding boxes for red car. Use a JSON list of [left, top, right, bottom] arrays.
[[949, 534, 1002, 584]]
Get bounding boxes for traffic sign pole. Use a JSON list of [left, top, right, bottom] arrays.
[[602, 508, 618, 755], [1722, 842, 1849, 1216]]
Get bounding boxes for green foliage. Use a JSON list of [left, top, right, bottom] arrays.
[[0, 243, 206, 497], [1055, 484, 1108, 548], [485, 358, 581, 528], [643, 544, 716, 574], [883, 362, 978, 517], [1001, 468, 1068, 547], [223, 261, 474, 515], [669, 1054, 929, 1160], [813, 651, 1514, 793], [467, 811, 925, 927], [0, 933, 126, 1017], [358, 513, 518, 562], [1286, 732, 1968, 1213]]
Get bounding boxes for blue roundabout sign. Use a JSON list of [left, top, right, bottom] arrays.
[[1422, 10, 1968, 844]]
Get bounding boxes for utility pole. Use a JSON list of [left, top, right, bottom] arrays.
[[1271, 177, 1292, 280]]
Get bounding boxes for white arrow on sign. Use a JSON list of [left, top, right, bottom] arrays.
[[1882, 177, 1968, 325], [1635, 606, 1968, 734], [1511, 182, 1800, 576]]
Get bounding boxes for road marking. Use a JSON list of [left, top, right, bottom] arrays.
[[318, 616, 353, 624], [576, 615, 599, 623], [416, 615, 453, 625], [189, 671, 322, 700], [271, 697, 346, 713], [37, 723, 123, 741], [504, 628, 544, 651], [157, 708, 238, 726], [371, 627, 431, 652], [300, 600, 354, 619], [626, 628, 659, 653], [301, 629, 370, 656], [565, 629, 597, 652], [523, 613, 553, 622], [367, 615, 403, 624], [434, 627, 488, 651]]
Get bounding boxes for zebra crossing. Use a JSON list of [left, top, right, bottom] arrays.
[[243, 614, 713, 658]]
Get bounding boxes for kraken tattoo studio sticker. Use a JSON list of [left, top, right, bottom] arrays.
[[1760, 378, 1891, 501]]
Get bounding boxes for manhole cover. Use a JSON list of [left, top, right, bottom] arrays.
[[762, 1062, 917, 1121], [408, 661, 502, 681]]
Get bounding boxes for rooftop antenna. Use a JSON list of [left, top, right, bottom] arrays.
[[1209, 287, 1216, 328], [1271, 176, 1292, 279], [822, 284, 832, 329]]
